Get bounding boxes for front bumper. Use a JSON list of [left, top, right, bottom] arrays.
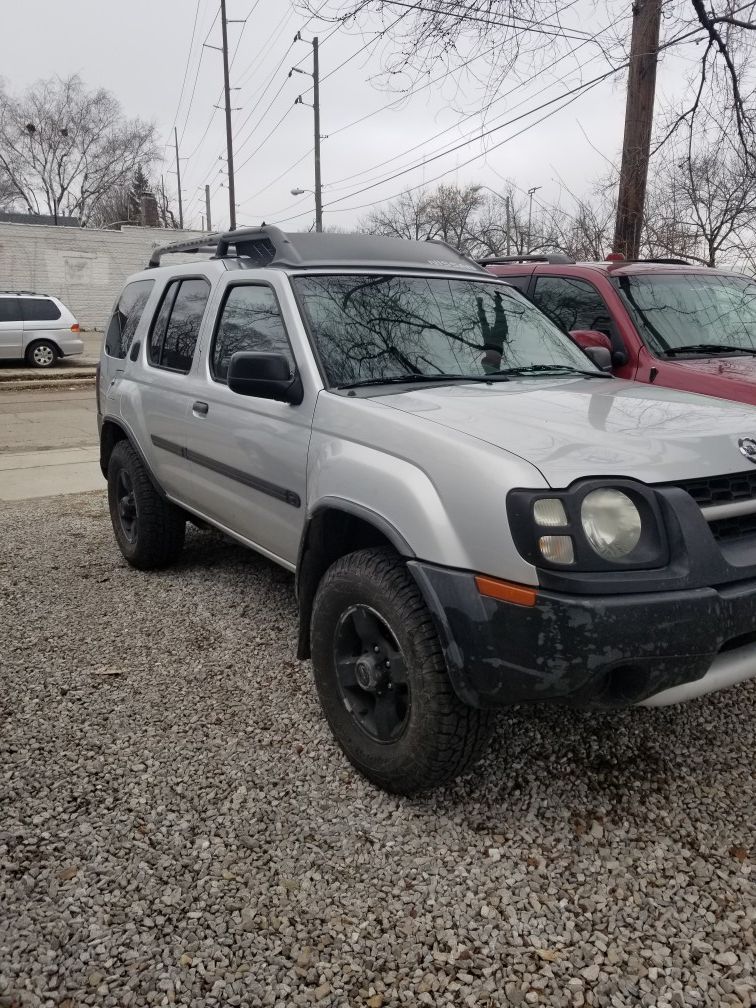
[[409, 561, 756, 709]]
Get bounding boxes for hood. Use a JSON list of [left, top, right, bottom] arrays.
[[374, 377, 756, 487], [665, 354, 756, 402]]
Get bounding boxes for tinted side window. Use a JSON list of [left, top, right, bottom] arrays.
[[531, 276, 611, 334], [22, 298, 61, 322], [149, 278, 210, 372], [105, 280, 155, 358], [211, 285, 294, 382], [498, 275, 530, 294], [0, 298, 21, 323]]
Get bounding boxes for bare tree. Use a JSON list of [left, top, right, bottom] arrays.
[[0, 75, 158, 226], [361, 188, 438, 240], [645, 122, 756, 267]]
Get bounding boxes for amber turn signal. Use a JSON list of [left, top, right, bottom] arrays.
[[474, 575, 538, 607]]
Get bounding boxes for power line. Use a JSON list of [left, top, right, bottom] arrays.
[[169, 0, 203, 137]]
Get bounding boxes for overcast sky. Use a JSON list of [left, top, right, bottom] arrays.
[[2, 0, 700, 235]]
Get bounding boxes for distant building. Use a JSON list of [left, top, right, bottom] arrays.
[[0, 211, 80, 227]]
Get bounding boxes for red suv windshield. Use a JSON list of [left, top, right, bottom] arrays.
[[614, 272, 756, 357]]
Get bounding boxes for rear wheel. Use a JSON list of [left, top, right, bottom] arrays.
[[26, 340, 58, 368], [310, 548, 495, 794], [107, 440, 185, 569]]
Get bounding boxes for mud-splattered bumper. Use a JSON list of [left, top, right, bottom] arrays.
[[408, 561, 756, 709]]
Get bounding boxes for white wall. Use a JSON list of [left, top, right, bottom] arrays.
[[0, 223, 206, 329]]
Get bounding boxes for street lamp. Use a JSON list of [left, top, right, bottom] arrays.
[[527, 186, 542, 253], [290, 188, 311, 196]]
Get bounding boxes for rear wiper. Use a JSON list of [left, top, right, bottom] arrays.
[[336, 373, 510, 390], [489, 364, 608, 379], [665, 343, 754, 356]]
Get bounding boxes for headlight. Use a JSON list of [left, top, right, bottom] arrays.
[[580, 489, 642, 560]]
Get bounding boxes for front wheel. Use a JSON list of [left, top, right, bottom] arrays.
[[310, 548, 495, 794]]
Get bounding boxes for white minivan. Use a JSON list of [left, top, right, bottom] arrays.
[[0, 291, 83, 367]]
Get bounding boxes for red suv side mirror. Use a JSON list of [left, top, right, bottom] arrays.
[[569, 329, 613, 353]]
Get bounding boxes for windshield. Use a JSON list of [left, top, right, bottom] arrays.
[[616, 273, 756, 356], [293, 274, 599, 387]]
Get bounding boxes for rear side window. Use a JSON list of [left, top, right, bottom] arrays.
[[149, 278, 210, 373], [211, 284, 294, 382], [22, 298, 61, 322], [0, 298, 21, 323], [531, 276, 612, 334], [498, 275, 530, 294], [105, 280, 155, 358]]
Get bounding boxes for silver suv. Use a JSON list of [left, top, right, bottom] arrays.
[[98, 227, 756, 794], [0, 291, 82, 367]]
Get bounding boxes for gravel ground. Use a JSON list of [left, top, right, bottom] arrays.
[[1, 492, 754, 1008]]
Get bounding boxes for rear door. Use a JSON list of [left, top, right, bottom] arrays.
[[122, 275, 212, 502], [21, 297, 63, 351], [178, 275, 316, 567], [0, 297, 23, 359]]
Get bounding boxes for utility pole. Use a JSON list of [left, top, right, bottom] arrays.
[[505, 196, 512, 256], [205, 184, 213, 232], [174, 126, 184, 230], [613, 0, 663, 259], [313, 37, 322, 232], [220, 0, 236, 231]]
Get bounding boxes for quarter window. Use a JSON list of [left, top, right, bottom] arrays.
[[149, 278, 210, 372], [0, 298, 21, 323], [531, 276, 612, 335], [211, 284, 294, 382], [22, 298, 61, 322], [105, 280, 155, 358]]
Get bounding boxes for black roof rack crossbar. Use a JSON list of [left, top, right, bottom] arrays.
[[478, 254, 574, 265], [0, 289, 40, 295]]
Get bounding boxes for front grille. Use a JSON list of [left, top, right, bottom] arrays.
[[708, 513, 756, 543], [663, 470, 756, 544], [673, 470, 756, 508]]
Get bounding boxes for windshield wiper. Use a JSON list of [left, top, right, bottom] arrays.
[[336, 373, 509, 390], [664, 343, 754, 356], [489, 364, 608, 379]]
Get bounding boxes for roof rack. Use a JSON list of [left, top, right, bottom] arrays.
[[0, 289, 41, 295], [147, 232, 224, 268], [607, 257, 693, 266], [478, 254, 575, 266], [147, 226, 486, 273]]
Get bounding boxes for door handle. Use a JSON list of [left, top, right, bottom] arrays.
[[192, 401, 209, 416]]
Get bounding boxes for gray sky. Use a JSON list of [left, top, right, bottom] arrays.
[[2, 0, 698, 234]]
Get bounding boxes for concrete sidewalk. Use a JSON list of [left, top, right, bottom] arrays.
[[0, 446, 103, 501]]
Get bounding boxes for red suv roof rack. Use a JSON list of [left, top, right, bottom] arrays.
[[478, 254, 574, 266]]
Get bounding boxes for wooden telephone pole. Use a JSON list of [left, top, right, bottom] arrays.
[[613, 0, 663, 259]]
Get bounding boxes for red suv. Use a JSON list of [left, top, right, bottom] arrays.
[[481, 255, 756, 405]]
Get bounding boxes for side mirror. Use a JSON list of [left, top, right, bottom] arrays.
[[570, 328, 627, 367], [227, 351, 304, 404], [569, 328, 612, 352], [582, 345, 613, 372]]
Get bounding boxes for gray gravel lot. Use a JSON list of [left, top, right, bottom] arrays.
[[1, 492, 754, 1008]]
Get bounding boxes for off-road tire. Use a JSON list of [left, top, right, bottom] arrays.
[[26, 340, 58, 369], [311, 547, 495, 794], [107, 440, 185, 570]]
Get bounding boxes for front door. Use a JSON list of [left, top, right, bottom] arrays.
[[179, 279, 314, 568], [0, 297, 23, 359]]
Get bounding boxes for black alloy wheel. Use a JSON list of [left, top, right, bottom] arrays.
[[334, 604, 410, 743]]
